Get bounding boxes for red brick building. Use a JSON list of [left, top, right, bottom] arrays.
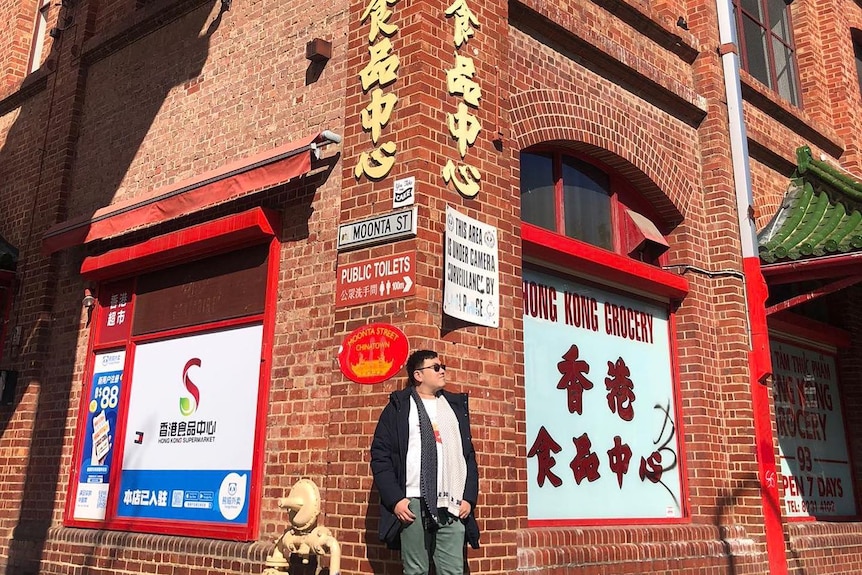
[[1, 0, 862, 572]]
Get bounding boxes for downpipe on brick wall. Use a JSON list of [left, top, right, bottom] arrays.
[[715, 1, 787, 574], [264, 479, 342, 575]]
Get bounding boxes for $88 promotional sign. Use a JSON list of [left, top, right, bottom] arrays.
[[73, 351, 125, 521]]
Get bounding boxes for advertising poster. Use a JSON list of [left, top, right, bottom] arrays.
[[772, 339, 856, 517], [116, 324, 263, 525], [73, 350, 125, 521], [443, 205, 499, 327], [523, 269, 683, 522]]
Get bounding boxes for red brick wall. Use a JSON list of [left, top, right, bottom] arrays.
[[1, 0, 862, 572]]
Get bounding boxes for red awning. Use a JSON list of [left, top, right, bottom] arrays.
[[79, 207, 281, 280], [43, 131, 339, 253]]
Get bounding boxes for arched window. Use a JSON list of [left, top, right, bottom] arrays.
[[520, 149, 669, 265]]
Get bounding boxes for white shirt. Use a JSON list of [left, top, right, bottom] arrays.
[[405, 396, 444, 498]]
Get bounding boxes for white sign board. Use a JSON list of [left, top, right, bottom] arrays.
[[338, 207, 417, 250], [772, 339, 856, 517], [523, 269, 683, 522], [393, 176, 415, 208], [116, 324, 263, 524], [443, 205, 499, 327]]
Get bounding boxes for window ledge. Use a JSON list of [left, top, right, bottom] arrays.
[[522, 223, 688, 300], [740, 70, 843, 159]]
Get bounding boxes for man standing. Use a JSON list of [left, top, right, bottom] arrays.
[[370, 349, 480, 575]]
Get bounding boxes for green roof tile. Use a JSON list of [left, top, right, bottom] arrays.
[[758, 146, 862, 263]]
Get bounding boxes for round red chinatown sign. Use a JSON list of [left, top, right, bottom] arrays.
[[338, 323, 409, 384]]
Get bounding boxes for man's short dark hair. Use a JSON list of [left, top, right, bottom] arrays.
[[406, 349, 438, 386]]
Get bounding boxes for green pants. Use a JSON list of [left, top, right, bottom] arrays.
[[399, 497, 465, 575]]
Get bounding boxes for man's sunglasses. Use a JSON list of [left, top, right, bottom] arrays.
[[416, 363, 447, 373]]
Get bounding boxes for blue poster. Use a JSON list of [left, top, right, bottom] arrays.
[[116, 469, 250, 523], [73, 351, 125, 520]]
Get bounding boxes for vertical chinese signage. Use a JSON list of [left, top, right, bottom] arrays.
[[354, 0, 400, 180], [443, 205, 498, 327], [441, 0, 481, 197], [73, 350, 126, 521], [116, 324, 263, 525], [523, 269, 683, 522], [97, 280, 134, 345], [771, 339, 856, 517]]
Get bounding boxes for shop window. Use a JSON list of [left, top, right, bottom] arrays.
[[733, 0, 800, 106], [770, 337, 856, 518], [0, 275, 14, 403], [522, 268, 687, 523], [520, 150, 669, 265], [64, 208, 279, 541]]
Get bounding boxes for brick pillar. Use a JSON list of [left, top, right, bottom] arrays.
[[333, 0, 518, 571]]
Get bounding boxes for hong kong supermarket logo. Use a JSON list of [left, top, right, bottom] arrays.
[[179, 358, 202, 417]]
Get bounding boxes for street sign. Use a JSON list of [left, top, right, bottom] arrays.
[[337, 207, 416, 250], [336, 251, 416, 307]]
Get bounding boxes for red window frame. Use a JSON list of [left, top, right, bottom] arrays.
[[520, 148, 670, 266], [63, 207, 281, 541]]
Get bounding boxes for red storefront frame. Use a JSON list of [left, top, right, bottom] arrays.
[[522, 222, 692, 527], [63, 207, 281, 541]]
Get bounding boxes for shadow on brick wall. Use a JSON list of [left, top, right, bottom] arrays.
[[0, 0, 223, 572]]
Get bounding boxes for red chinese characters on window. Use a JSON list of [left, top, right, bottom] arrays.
[[605, 356, 636, 421], [639, 450, 664, 483], [607, 435, 632, 488], [527, 425, 563, 487], [569, 433, 600, 484], [528, 342, 680, 496], [556, 344, 593, 415]]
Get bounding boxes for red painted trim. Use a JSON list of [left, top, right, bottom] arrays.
[[768, 311, 850, 349], [43, 133, 319, 254], [132, 314, 266, 345], [766, 275, 862, 316], [522, 223, 689, 300], [80, 207, 280, 280], [743, 256, 788, 575], [761, 252, 862, 285], [102, 340, 138, 533], [247, 235, 282, 537]]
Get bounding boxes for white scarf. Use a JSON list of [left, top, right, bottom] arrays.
[[412, 389, 467, 522]]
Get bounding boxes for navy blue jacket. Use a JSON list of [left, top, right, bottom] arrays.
[[370, 387, 480, 549]]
